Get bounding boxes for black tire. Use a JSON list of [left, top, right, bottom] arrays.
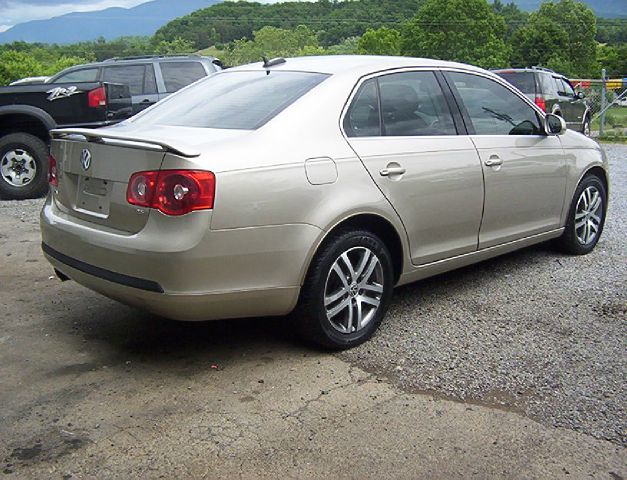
[[555, 174, 607, 255], [0, 133, 49, 200], [297, 228, 395, 350]]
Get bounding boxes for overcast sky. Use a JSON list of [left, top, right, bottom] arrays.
[[0, 1, 149, 31], [0, 0, 284, 32]]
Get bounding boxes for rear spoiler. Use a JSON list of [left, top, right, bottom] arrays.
[[50, 128, 200, 158]]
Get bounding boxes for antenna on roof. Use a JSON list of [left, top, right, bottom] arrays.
[[262, 56, 286, 68]]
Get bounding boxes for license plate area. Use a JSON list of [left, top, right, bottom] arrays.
[[75, 176, 112, 217]]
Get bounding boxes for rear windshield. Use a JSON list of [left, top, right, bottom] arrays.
[[133, 70, 329, 130], [496, 72, 536, 94]]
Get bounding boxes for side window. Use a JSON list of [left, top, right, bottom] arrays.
[[103, 65, 148, 96], [344, 79, 381, 138], [561, 79, 575, 97], [378, 71, 456, 136], [553, 77, 566, 95], [538, 73, 554, 95], [160, 62, 207, 93], [448, 72, 543, 136], [54, 68, 98, 83], [144, 65, 157, 94]]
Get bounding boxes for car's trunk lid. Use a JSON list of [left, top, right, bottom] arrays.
[[50, 128, 200, 234]]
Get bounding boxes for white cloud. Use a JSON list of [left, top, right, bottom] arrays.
[[0, 0, 149, 29]]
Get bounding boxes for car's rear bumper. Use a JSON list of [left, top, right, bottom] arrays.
[[40, 197, 320, 320]]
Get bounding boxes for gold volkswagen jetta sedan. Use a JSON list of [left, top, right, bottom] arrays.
[[41, 56, 609, 349]]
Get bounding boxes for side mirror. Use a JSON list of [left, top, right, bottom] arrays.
[[576, 91, 586, 100], [545, 113, 567, 135]]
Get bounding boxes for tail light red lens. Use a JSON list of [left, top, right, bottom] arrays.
[[127, 170, 215, 216], [88, 86, 107, 108], [534, 96, 546, 112], [48, 154, 58, 186]]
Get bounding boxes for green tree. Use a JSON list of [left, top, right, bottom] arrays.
[[596, 43, 627, 78], [0, 51, 45, 85], [154, 37, 195, 55], [401, 0, 510, 69], [492, 0, 530, 39], [325, 37, 360, 55], [223, 25, 321, 66], [532, 0, 597, 76], [358, 27, 401, 56], [510, 16, 570, 70]]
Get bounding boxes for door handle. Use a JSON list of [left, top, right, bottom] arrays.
[[484, 156, 503, 167], [140, 99, 152, 104], [380, 166, 406, 177]]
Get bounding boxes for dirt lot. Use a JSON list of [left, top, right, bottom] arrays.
[[0, 145, 625, 479]]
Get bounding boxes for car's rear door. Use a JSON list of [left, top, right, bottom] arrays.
[[102, 63, 159, 114], [444, 71, 567, 249], [344, 69, 484, 266], [558, 78, 587, 131]]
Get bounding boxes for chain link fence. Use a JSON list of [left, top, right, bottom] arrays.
[[572, 72, 627, 138]]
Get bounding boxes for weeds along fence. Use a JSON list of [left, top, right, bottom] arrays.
[[571, 70, 627, 138]]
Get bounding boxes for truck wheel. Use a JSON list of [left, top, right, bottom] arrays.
[[0, 133, 49, 200]]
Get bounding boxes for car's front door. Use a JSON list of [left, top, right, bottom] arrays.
[[445, 71, 567, 249], [344, 70, 484, 265]]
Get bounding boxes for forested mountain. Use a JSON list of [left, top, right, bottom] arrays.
[[513, 0, 625, 17], [154, 0, 625, 49], [0, 0, 624, 45], [155, 0, 425, 48], [0, 0, 219, 44]]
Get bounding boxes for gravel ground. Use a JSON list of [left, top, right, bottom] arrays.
[[1, 144, 625, 451], [342, 143, 627, 446]]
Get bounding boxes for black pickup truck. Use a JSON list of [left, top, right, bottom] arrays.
[[0, 81, 131, 199]]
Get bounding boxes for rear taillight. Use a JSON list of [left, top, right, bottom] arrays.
[[48, 154, 58, 186], [534, 96, 546, 112], [88, 86, 107, 108], [127, 170, 215, 216]]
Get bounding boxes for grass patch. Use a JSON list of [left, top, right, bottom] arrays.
[[593, 105, 627, 130]]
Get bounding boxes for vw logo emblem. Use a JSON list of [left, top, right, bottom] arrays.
[[80, 149, 91, 171]]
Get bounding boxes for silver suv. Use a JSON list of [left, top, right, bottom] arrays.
[[47, 55, 222, 114]]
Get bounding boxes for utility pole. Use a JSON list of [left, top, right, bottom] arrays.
[[600, 68, 607, 137]]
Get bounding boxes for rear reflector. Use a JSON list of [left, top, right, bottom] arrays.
[[534, 96, 546, 112], [48, 154, 58, 186], [88, 86, 107, 108], [127, 170, 215, 216]]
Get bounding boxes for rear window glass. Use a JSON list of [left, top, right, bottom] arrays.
[[134, 71, 329, 130], [496, 72, 536, 94]]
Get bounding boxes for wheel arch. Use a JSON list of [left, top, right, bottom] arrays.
[[584, 165, 609, 195], [302, 212, 407, 286], [0, 106, 56, 145]]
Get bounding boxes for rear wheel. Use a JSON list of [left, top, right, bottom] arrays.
[[0, 133, 49, 200], [555, 174, 606, 255], [297, 229, 394, 350]]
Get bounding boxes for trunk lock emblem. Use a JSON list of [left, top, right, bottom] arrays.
[[80, 149, 92, 171]]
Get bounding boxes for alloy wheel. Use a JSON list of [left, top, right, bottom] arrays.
[[324, 246, 384, 334], [575, 186, 603, 245]]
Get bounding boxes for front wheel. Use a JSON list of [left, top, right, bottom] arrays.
[[555, 174, 607, 255], [0, 133, 49, 200], [297, 229, 395, 350]]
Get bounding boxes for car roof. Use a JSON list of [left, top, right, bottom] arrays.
[[50, 55, 216, 77], [229, 55, 489, 77], [493, 67, 565, 78]]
